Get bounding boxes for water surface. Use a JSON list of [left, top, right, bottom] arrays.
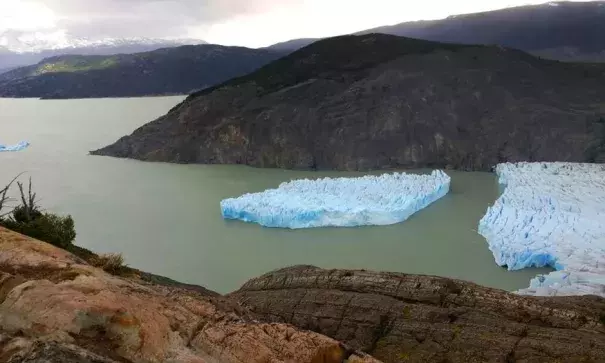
[[0, 97, 550, 293]]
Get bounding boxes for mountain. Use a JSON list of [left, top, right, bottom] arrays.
[[92, 34, 605, 171], [267, 1, 605, 62], [265, 38, 320, 52], [0, 44, 286, 99], [0, 36, 205, 70], [0, 66, 15, 74]]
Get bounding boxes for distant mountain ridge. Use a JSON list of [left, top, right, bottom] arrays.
[[0, 44, 286, 99], [92, 34, 605, 170], [0, 37, 206, 69], [267, 1, 605, 62], [0, 30, 206, 53]]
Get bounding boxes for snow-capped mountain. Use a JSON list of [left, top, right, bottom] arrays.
[[0, 29, 205, 53], [0, 31, 206, 70]]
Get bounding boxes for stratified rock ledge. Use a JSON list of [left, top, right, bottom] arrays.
[[230, 265, 605, 363]]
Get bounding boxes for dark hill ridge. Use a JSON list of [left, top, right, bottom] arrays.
[[0, 44, 286, 99], [363, 1, 605, 61], [268, 1, 605, 62], [92, 34, 605, 171], [190, 35, 474, 99]]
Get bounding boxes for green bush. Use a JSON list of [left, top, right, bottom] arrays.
[[2, 212, 76, 249], [11, 204, 43, 223], [0, 177, 76, 249]]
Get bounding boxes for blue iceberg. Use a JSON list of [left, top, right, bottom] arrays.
[[221, 170, 451, 229], [479, 162, 605, 297], [0, 141, 29, 152]]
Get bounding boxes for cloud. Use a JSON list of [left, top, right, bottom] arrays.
[[0, 0, 57, 32], [1, 0, 593, 49], [34, 0, 301, 39]]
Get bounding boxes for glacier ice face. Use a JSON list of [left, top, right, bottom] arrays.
[[478, 162, 605, 297], [221, 170, 451, 229], [0, 141, 29, 152]]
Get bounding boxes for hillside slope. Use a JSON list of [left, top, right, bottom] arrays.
[[0, 45, 285, 99], [92, 34, 605, 171], [268, 1, 605, 62]]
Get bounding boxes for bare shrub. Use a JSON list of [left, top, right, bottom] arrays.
[[91, 253, 126, 274]]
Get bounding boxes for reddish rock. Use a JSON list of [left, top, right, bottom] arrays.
[[0, 228, 378, 363]]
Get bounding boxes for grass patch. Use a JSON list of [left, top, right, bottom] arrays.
[[90, 253, 128, 275], [33, 56, 120, 76]]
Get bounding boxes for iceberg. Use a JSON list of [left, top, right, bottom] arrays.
[[478, 162, 605, 297], [221, 170, 451, 229], [0, 141, 29, 152]]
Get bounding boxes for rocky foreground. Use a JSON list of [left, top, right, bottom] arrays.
[[0, 227, 376, 363], [230, 266, 605, 362], [0, 227, 604, 362]]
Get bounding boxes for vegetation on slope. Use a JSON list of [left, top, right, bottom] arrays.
[[0, 45, 286, 99], [0, 176, 128, 275], [33, 55, 120, 75], [0, 55, 122, 82], [0, 175, 218, 294], [0, 177, 75, 249]]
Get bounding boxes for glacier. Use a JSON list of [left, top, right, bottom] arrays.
[[0, 141, 29, 152], [221, 170, 451, 229], [478, 162, 605, 297]]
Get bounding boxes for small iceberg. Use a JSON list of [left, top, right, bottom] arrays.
[[0, 141, 30, 152], [221, 170, 451, 229], [478, 162, 605, 297]]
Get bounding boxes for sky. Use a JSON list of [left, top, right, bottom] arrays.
[[0, 0, 591, 49]]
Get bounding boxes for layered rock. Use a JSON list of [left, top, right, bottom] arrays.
[[230, 265, 605, 363], [0, 228, 377, 363]]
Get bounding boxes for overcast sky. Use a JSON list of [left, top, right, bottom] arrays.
[[0, 0, 590, 48]]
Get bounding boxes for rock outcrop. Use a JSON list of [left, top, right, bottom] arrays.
[[93, 34, 605, 171], [0, 227, 378, 363], [230, 265, 605, 363], [3, 225, 605, 362]]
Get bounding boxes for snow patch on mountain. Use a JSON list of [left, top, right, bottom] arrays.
[[0, 30, 205, 53]]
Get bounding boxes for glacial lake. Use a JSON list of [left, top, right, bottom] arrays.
[[0, 96, 550, 293]]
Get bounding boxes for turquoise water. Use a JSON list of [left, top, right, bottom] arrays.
[[0, 96, 550, 293]]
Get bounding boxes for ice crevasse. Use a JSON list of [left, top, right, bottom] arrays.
[[479, 162, 605, 297], [0, 141, 29, 152], [221, 170, 451, 229]]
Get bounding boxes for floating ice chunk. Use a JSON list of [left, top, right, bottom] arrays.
[[221, 170, 451, 229], [518, 271, 605, 296], [0, 141, 29, 152], [478, 162, 605, 297]]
